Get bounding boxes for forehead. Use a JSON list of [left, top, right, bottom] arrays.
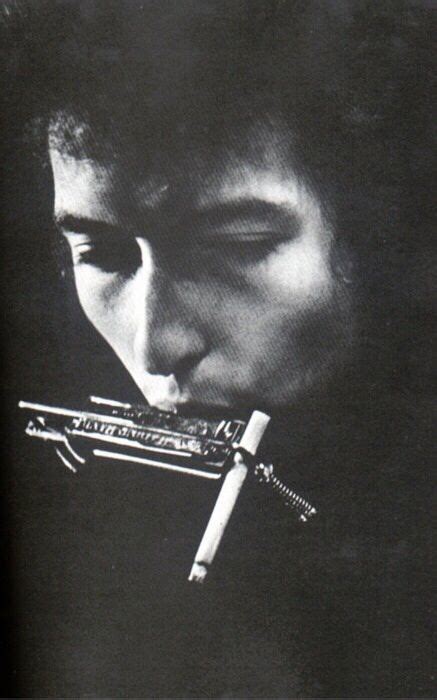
[[49, 122, 318, 228]]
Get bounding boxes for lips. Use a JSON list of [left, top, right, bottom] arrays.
[[136, 377, 241, 419], [173, 400, 251, 422], [136, 365, 263, 420]]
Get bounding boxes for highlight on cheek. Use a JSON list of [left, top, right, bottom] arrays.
[[73, 263, 139, 350], [256, 236, 334, 302]]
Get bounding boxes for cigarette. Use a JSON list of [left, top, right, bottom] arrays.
[[188, 410, 270, 583]]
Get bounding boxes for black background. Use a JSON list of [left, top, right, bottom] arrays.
[[1, 1, 435, 697]]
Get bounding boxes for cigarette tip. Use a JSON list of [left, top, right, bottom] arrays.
[[188, 562, 208, 584]]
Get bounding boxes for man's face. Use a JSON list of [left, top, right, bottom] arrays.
[[50, 126, 352, 414]]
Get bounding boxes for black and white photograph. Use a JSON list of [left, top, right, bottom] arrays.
[[1, 1, 435, 697]]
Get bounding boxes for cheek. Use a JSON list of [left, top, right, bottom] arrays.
[[256, 242, 342, 351], [213, 243, 351, 377], [266, 244, 350, 345], [73, 268, 136, 351], [221, 241, 336, 341], [260, 239, 334, 303]]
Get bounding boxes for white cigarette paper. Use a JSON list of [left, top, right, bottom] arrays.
[[188, 410, 270, 583]]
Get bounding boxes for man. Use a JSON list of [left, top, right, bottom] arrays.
[[51, 116, 353, 414], [2, 1, 434, 697]]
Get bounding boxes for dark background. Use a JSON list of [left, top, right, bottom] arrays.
[[1, 1, 435, 697]]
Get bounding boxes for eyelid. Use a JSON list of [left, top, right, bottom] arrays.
[[210, 230, 277, 239], [196, 230, 291, 247], [60, 228, 292, 263], [67, 236, 141, 272]]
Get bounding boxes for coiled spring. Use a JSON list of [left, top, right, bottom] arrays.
[[255, 463, 317, 522]]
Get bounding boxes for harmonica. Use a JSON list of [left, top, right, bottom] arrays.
[[19, 396, 317, 582]]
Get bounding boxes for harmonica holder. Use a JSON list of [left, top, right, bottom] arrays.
[[19, 396, 317, 582]]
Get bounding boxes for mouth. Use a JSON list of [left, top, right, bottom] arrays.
[[173, 400, 252, 422]]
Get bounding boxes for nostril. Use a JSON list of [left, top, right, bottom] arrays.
[[148, 344, 205, 379], [172, 349, 206, 382], [142, 328, 207, 379]]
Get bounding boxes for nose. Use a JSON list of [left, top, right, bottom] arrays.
[[133, 238, 207, 378]]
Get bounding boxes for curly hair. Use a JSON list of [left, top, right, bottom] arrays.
[[1, 0, 434, 383]]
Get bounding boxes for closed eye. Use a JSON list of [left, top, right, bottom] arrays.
[[62, 233, 141, 274], [194, 231, 289, 264], [59, 223, 290, 275]]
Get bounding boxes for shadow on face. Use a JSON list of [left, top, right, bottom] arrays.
[[50, 117, 355, 413]]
